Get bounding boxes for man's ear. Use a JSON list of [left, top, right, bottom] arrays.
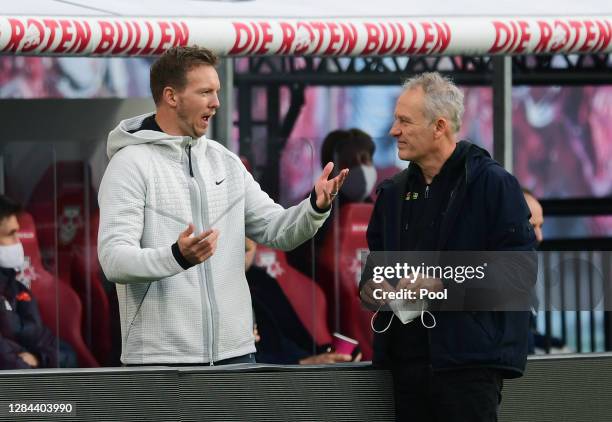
[[162, 86, 178, 107], [433, 117, 449, 139]]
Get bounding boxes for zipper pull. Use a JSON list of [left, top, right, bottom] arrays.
[[425, 185, 430, 199], [185, 143, 194, 177]]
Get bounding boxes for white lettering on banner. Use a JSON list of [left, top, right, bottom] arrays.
[[351, 224, 368, 233], [0, 16, 610, 56]]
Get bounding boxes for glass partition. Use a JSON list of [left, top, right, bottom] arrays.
[[4, 140, 112, 369]]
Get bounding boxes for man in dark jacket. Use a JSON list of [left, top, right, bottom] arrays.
[[0, 195, 57, 369], [359, 73, 537, 421]]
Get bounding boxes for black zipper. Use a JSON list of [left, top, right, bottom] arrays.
[[425, 185, 430, 199], [186, 143, 194, 177]]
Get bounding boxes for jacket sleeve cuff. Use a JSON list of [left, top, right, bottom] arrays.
[[171, 242, 195, 270], [309, 188, 331, 214]]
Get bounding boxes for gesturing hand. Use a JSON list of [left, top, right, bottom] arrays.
[[314, 162, 349, 209], [178, 224, 219, 265]]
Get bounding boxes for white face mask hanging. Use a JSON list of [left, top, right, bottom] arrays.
[[370, 299, 437, 333], [0, 242, 25, 270], [340, 164, 378, 202], [361, 164, 378, 199]]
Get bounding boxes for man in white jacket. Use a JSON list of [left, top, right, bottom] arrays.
[[98, 46, 347, 366]]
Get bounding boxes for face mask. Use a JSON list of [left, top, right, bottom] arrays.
[[0, 243, 25, 270], [340, 164, 377, 202], [525, 95, 556, 128], [370, 299, 437, 333]]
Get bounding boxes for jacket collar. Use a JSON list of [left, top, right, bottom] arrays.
[[376, 141, 494, 250], [107, 112, 209, 162]]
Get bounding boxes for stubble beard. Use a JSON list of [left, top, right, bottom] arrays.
[[176, 101, 200, 139]]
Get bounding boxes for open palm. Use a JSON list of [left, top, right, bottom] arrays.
[[314, 162, 349, 209]]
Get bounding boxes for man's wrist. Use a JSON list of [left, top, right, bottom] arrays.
[[172, 242, 195, 270], [310, 188, 331, 213]]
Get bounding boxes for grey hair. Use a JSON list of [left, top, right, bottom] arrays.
[[402, 72, 464, 133]]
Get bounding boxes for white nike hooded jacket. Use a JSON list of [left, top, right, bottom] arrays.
[[97, 113, 330, 364]]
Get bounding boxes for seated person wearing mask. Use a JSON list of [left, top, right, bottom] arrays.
[[287, 129, 377, 279], [246, 239, 361, 364], [0, 195, 57, 369]]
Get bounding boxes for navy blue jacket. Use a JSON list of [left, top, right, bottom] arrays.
[[0, 268, 57, 369], [361, 141, 537, 378]]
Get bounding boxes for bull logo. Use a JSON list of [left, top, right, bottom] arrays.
[[257, 251, 285, 278], [59, 206, 83, 245], [16, 257, 38, 289], [22, 24, 43, 51]]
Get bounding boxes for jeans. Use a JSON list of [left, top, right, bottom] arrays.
[[214, 353, 256, 365]]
